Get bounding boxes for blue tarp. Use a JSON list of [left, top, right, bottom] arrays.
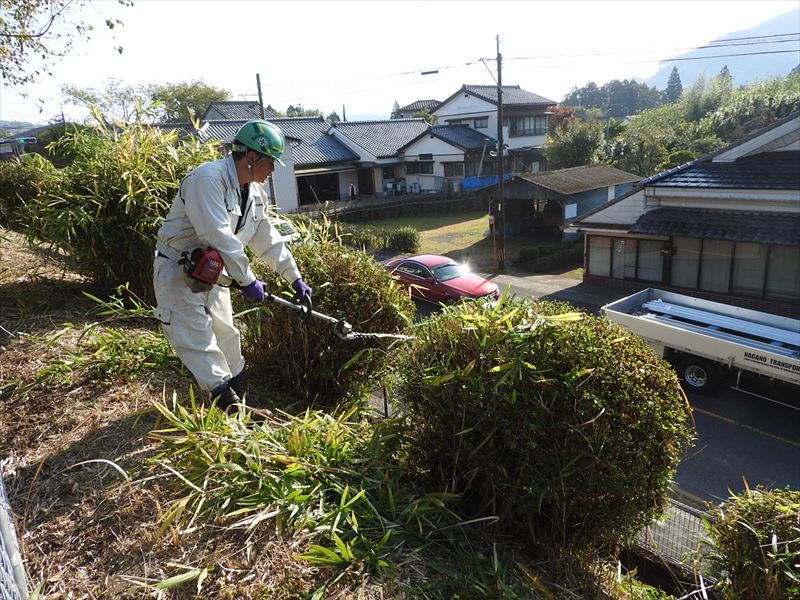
[[462, 174, 513, 191]]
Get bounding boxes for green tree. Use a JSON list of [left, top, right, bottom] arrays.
[[62, 79, 149, 124], [544, 119, 604, 169], [390, 99, 402, 119], [412, 108, 437, 124], [147, 80, 230, 122], [607, 103, 690, 176], [664, 66, 683, 103], [326, 111, 341, 123], [699, 75, 800, 141], [285, 104, 322, 118], [0, 0, 130, 86]]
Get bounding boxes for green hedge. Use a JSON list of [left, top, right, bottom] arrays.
[[704, 486, 800, 600], [515, 243, 583, 272], [398, 295, 693, 554], [238, 222, 415, 407]]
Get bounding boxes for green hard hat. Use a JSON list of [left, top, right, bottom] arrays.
[[233, 119, 285, 165]]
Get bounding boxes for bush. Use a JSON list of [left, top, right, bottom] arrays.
[[703, 486, 800, 600], [19, 119, 220, 301], [387, 225, 420, 253], [238, 224, 415, 407], [0, 154, 61, 226], [333, 222, 421, 254], [398, 295, 693, 554]]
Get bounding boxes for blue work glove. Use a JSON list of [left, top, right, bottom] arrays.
[[242, 279, 265, 302], [291, 278, 312, 303]]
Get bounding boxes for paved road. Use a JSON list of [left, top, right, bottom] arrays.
[[677, 384, 800, 505], [415, 270, 800, 507]]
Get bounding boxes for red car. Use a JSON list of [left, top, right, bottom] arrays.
[[385, 254, 499, 305]]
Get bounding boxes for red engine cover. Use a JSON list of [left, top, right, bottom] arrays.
[[189, 248, 225, 285]]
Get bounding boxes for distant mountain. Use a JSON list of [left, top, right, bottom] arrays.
[[645, 9, 799, 89], [0, 120, 35, 134]]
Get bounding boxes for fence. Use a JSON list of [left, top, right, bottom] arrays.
[[634, 495, 720, 584], [0, 468, 26, 600], [293, 191, 491, 223]]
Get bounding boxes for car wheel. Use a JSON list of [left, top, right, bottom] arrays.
[[444, 296, 459, 306], [676, 357, 719, 394]]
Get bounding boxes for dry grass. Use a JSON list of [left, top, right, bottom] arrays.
[[0, 226, 399, 599]]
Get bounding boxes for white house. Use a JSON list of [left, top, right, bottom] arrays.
[[433, 84, 556, 173], [565, 112, 800, 317]]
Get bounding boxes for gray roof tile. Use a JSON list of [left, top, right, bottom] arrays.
[[399, 99, 440, 112], [201, 101, 278, 120], [331, 119, 429, 158], [630, 207, 800, 246], [157, 117, 358, 166], [463, 84, 555, 106], [649, 159, 800, 189], [429, 125, 495, 151]]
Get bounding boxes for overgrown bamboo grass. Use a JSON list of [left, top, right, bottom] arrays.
[[398, 294, 694, 556], [19, 113, 220, 302]]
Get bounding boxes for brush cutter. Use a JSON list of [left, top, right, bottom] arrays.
[[179, 247, 353, 338]]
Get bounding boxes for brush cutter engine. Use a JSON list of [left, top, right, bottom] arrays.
[[179, 247, 227, 293]]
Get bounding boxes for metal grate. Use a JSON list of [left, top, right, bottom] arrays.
[[635, 497, 720, 580], [0, 469, 25, 600]]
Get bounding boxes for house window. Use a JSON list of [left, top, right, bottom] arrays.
[[474, 117, 488, 129], [406, 161, 434, 175], [731, 242, 768, 297], [446, 119, 462, 125], [766, 245, 800, 302], [443, 162, 464, 177], [509, 115, 548, 137], [382, 166, 395, 180], [419, 153, 433, 160], [587, 236, 611, 277], [699, 240, 733, 293], [611, 239, 636, 279], [638, 240, 664, 282], [670, 237, 700, 289]]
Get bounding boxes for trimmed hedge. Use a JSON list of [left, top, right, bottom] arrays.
[[398, 295, 693, 554], [238, 223, 415, 407]]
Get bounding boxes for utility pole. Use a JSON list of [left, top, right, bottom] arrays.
[[256, 74, 265, 119], [496, 35, 506, 272]]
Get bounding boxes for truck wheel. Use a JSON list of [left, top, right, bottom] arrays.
[[676, 358, 719, 394]]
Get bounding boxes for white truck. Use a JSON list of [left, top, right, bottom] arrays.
[[601, 288, 800, 395]]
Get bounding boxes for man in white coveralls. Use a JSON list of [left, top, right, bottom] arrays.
[[153, 119, 312, 408]]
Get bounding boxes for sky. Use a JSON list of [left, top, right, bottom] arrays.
[[1, 0, 798, 125]]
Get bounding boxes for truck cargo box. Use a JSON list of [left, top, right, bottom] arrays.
[[602, 289, 800, 388]]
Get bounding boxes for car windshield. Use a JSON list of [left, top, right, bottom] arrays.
[[433, 262, 469, 282]]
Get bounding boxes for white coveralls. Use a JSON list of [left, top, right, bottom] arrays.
[[153, 155, 301, 392]]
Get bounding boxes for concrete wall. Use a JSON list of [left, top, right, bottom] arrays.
[[271, 147, 299, 212]]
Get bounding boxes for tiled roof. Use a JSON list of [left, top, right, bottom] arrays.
[[156, 118, 358, 166], [463, 84, 555, 106], [331, 119, 429, 158], [270, 117, 359, 165], [517, 164, 641, 195], [429, 125, 495, 151], [629, 208, 800, 246], [201, 101, 278, 120], [399, 99, 440, 112], [648, 159, 800, 189]]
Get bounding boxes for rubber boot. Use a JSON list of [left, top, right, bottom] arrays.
[[228, 370, 249, 400], [209, 382, 241, 412]]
